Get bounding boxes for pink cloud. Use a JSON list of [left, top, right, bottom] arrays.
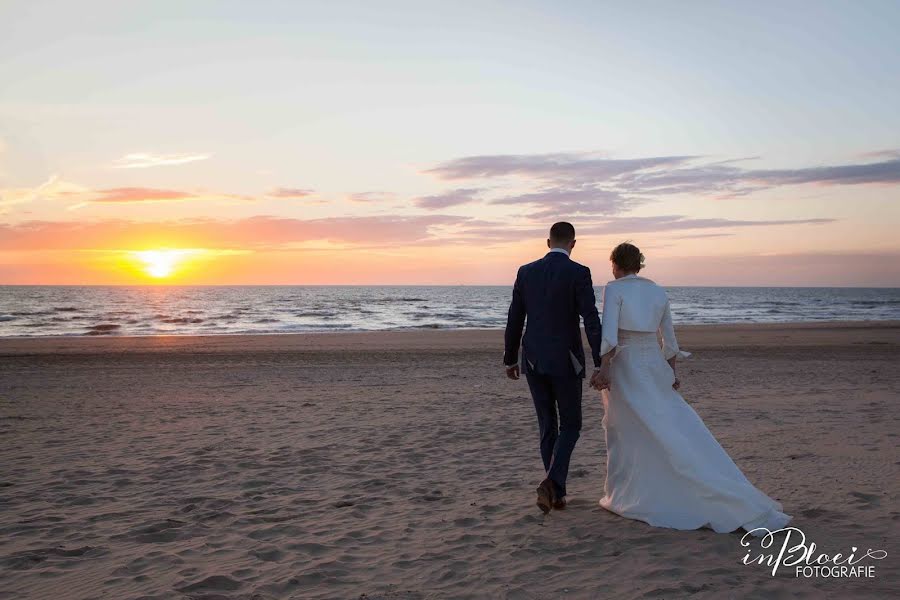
[[90, 187, 197, 203], [267, 187, 315, 198], [0, 215, 468, 251]]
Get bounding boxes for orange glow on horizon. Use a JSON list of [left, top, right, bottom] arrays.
[[116, 248, 249, 282], [1, 232, 898, 287], [132, 249, 193, 278]]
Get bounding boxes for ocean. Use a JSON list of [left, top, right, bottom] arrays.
[[1, 285, 898, 337]]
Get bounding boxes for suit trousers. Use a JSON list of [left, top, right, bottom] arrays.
[[524, 371, 583, 497]]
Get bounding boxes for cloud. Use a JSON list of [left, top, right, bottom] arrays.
[[349, 191, 396, 203], [3, 180, 245, 211], [416, 214, 833, 246], [669, 232, 735, 240], [0, 209, 837, 259], [0, 214, 470, 252], [112, 153, 211, 169], [89, 187, 198, 203], [57, 187, 256, 208], [414, 188, 482, 209], [266, 187, 315, 199], [616, 163, 756, 197], [425, 153, 708, 216], [577, 215, 834, 235], [747, 159, 900, 186], [622, 157, 900, 197], [427, 153, 694, 182], [492, 186, 635, 218], [859, 149, 900, 160], [0, 176, 88, 212], [426, 151, 900, 217]]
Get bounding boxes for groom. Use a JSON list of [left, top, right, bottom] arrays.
[[503, 222, 603, 513]]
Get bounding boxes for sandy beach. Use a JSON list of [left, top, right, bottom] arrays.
[[1, 321, 898, 599]]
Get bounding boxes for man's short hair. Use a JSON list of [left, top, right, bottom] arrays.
[[549, 221, 576, 243]]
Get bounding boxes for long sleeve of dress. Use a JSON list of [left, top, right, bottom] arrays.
[[660, 299, 691, 360], [599, 285, 621, 356]]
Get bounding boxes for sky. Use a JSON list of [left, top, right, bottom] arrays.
[[1, 0, 899, 286]]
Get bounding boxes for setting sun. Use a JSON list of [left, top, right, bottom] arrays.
[[132, 249, 193, 279]]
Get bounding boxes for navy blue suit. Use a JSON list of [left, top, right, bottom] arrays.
[[503, 250, 602, 497]]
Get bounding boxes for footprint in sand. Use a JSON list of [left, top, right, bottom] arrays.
[[1, 546, 102, 570], [848, 491, 880, 509], [121, 519, 189, 543], [176, 574, 242, 593]]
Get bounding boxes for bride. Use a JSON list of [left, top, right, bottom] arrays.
[[590, 242, 791, 536]]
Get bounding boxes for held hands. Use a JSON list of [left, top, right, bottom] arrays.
[[590, 364, 678, 391], [590, 363, 611, 391], [505, 365, 520, 380], [591, 350, 615, 392]]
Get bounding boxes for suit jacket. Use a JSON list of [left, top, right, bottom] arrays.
[[503, 251, 603, 378]]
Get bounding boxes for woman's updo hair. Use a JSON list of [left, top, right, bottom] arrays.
[[610, 242, 645, 273]]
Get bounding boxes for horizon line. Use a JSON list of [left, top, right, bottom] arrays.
[[2, 283, 899, 289]]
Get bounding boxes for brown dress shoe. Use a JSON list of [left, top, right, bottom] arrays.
[[536, 478, 558, 514]]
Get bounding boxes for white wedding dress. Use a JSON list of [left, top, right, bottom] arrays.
[[597, 275, 791, 536]]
